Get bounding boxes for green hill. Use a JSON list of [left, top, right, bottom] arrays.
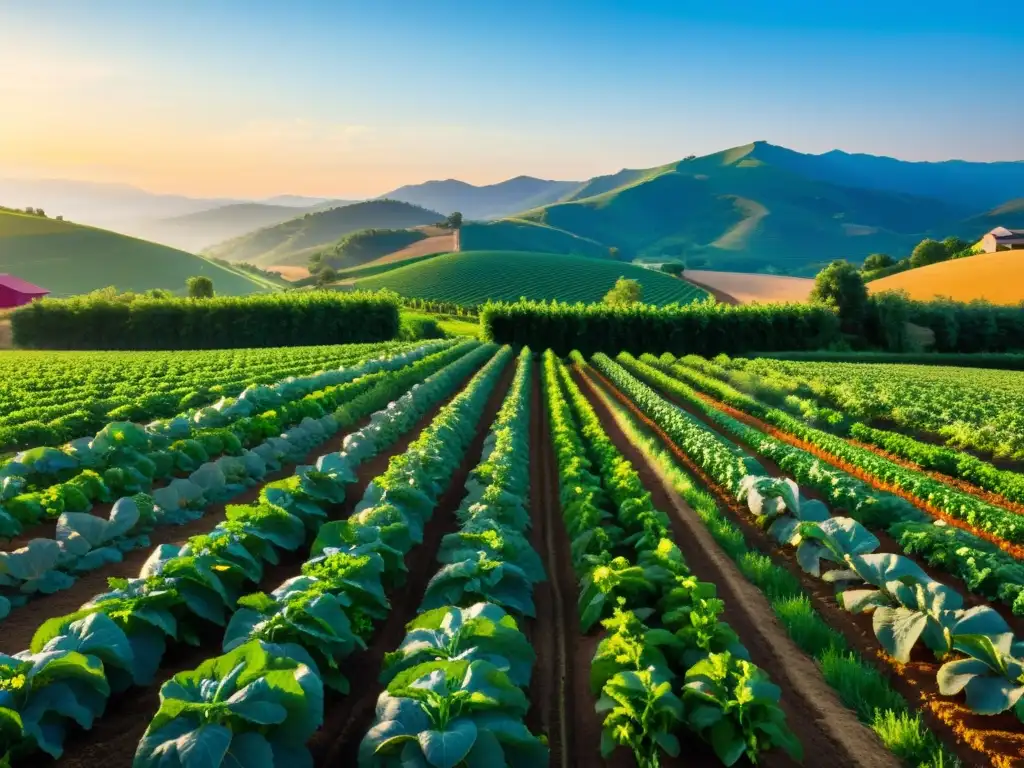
[[460, 219, 610, 257], [205, 200, 443, 267], [314, 228, 428, 270], [495, 143, 977, 276], [351, 250, 709, 306], [139, 199, 354, 252], [0, 210, 268, 297], [443, 142, 1024, 276]]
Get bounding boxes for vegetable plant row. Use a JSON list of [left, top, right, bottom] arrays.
[[0, 342, 415, 453], [662, 354, 1024, 546], [0, 340, 457, 531], [544, 350, 800, 767], [132, 344, 514, 767], [615, 353, 1024, 616], [0, 343, 501, 765], [591, 352, 1024, 727], [361, 347, 551, 767], [0, 341, 475, 621], [735, 356, 1024, 462], [680, 353, 1024, 507]]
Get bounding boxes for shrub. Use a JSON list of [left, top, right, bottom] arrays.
[[11, 291, 401, 350]]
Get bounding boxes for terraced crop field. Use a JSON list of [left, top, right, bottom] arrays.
[[353, 249, 710, 307], [1, 342, 1023, 768]]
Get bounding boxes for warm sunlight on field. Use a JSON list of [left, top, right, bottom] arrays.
[[683, 269, 815, 304], [267, 265, 312, 281], [869, 251, 1024, 304]]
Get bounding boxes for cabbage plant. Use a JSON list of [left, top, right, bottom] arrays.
[[938, 633, 1024, 719], [134, 640, 323, 768], [358, 659, 548, 768], [382, 603, 535, 687]]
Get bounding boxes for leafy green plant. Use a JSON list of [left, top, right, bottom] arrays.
[[683, 652, 802, 766], [382, 603, 535, 687], [358, 659, 548, 768], [134, 640, 323, 768]]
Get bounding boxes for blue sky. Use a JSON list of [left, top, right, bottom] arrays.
[[1, 0, 1021, 197]]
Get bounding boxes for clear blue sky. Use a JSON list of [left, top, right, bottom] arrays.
[[1, 0, 1021, 197]]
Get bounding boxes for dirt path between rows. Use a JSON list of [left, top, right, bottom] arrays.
[[49, 372, 482, 768], [308, 360, 515, 766], [584, 364, 1024, 767], [524, 364, 612, 768], [573, 365, 899, 768]]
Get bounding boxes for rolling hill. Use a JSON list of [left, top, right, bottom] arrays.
[[204, 200, 444, 267], [0, 210, 268, 297], [349, 250, 709, 306], [493, 142, 980, 275], [382, 176, 578, 220], [415, 142, 1019, 276], [868, 250, 1024, 305], [133, 199, 356, 252]]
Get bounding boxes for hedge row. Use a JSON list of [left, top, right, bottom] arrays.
[[480, 299, 840, 356], [11, 291, 401, 350]]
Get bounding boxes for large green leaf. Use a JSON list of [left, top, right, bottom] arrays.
[[418, 718, 477, 768]]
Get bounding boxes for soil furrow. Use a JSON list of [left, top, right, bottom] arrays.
[[526, 363, 600, 768], [308, 361, 516, 766], [574, 365, 897, 768], [50, 375, 479, 768], [584, 363, 1024, 767]]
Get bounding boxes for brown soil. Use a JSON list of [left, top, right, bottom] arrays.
[[524, 364, 612, 768], [265, 265, 311, 281], [583, 363, 1024, 767], [308, 360, 515, 765], [682, 270, 815, 305], [574, 366, 897, 768], [38, 368, 483, 768]]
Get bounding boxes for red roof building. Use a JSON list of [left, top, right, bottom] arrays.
[[0, 274, 50, 309]]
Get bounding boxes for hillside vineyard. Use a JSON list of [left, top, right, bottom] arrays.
[[1, 342, 1023, 767]]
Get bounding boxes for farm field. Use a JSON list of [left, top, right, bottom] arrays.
[[868, 250, 1024, 305], [353, 249, 711, 306], [1, 342, 1023, 768], [682, 269, 816, 305]]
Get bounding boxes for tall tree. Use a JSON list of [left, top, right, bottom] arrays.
[[810, 260, 868, 334], [186, 275, 215, 299]]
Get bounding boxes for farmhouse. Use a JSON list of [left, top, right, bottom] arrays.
[[980, 226, 1024, 253], [0, 274, 49, 308]]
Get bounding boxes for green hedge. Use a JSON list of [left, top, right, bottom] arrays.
[[480, 299, 840, 356], [11, 291, 401, 350]]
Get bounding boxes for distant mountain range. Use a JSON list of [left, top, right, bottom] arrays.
[[380, 176, 579, 220], [5, 142, 1023, 278]]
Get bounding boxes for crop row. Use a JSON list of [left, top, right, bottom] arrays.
[[584, 371, 956, 766], [132, 344, 514, 767], [678, 353, 1024, 509], [0, 342, 475, 621], [592, 352, 1024, 727], [618, 352, 1024, 616], [0, 343, 500, 765], [0, 342, 416, 453], [544, 350, 801, 766], [359, 347, 551, 767], [735, 357, 1024, 461], [659, 355, 1024, 550], [0, 340, 461, 532]]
